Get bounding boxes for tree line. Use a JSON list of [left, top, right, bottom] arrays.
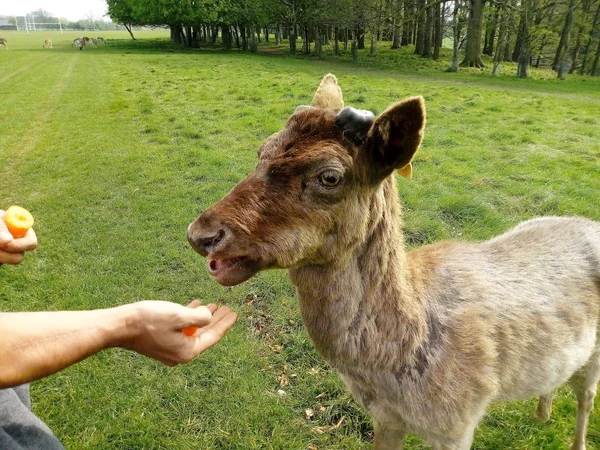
[[106, 0, 600, 77]]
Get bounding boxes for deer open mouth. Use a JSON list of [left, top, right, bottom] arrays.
[[207, 256, 262, 286]]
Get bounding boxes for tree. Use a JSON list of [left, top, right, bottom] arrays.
[[460, 0, 486, 67], [106, 0, 138, 39], [517, 0, 532, 78], [553, 0, 577, 70]]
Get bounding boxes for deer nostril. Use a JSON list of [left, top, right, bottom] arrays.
[[195, 228, 226, 254]]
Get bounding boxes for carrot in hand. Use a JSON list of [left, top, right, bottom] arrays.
[[3, 206, 34, 239], [182, 326, 198, 336]]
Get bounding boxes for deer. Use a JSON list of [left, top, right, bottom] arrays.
[[187, 74, 600, 450], [0, 38, 7, 49], [43, 38, 52, 49], [72, 39, 84, 51], [97, 37, 106, 45]]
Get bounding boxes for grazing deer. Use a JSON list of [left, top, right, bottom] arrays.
[[43, 38, 52, 48], [91, 38, 98, 47], [0, 38, 7, 49], [97, 37, 106, 45], [72, 39, 84, 51], [187, 74, 600, 450]]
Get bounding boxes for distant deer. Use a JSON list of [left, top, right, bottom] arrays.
[[97, 37, 106, 45], [91, 38, 98, 47], [43, 38, 52, 49], [0, 38, 7, 49], [188, 74, 600, 450], [72, 39, 84, 51]]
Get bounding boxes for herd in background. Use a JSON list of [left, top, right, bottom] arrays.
[[71, 36, 106, 50], [0, 37, 106, 50]]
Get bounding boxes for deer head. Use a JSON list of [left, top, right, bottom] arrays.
[[188, 74, 426, 286]]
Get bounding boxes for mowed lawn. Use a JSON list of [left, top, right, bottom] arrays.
[[1, 30, 599, 449]]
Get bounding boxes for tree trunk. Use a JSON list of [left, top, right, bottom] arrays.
[[422, 0, 433, 57], [351, 40, 358, 62], [344, 28, 349, 51], [460, 0, 486, 67], [511, 15, 524, 62], [558, 0, 576, 79], [289, 22, 297, 55], [240, 23, 248, 51], [124, 23, 136, 40], [185, 25, 193, 47], [484, 4, 499, 56], [391, 14, 401, 49], [315, 26, 322, 57], [370, 25, 378, 56], [517, 0, 531, 78], [335, 26, 341, 55], [433, 1, 443, 59], [303, 25, 310, 53], [222, 25, 231, 50], [233, 25, 240, 48], [448, 0, 461, 71], [414, 0, 426, 54], [553, 0, 577, 70], [569, 25, 584, 73], [580, 4, 600, 74], [402, 0, 412, 45], [492, 0, 508, 75], [265, 26, 269, 42], [357, 26, 365, 49], [591, 37, 600, 75]]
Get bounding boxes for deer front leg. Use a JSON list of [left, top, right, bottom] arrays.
[[374, 420, 406, 450], [534, 393, 553, 422]]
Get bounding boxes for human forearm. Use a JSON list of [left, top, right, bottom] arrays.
[[0, 306, 131, 388]]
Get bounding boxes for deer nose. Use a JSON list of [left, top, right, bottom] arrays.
[[187, 224, 226, 256]]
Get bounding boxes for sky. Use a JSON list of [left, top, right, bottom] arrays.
[[1, 0, 109, 22]]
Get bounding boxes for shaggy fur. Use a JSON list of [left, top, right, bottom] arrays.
[[188, 75, 600, 450]]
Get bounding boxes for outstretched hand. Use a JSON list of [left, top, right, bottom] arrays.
[[119, 300, 238, 366], [0, 210, 38, 265]]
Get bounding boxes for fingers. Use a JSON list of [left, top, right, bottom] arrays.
[[186, 300, 217, 314], [1, 227, 37, 253], [0, 212, 13, 246], [180, 305, 212, 327], [193, 308, 238, 354], [0, 249, 24, 265]]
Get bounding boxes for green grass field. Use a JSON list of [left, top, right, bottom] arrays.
[[0, 30, 599, 449]]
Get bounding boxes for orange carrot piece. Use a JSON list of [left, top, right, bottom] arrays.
[[3, 206, 34, 239]]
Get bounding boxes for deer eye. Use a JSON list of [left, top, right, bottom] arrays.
[[317, 171, 343, 188]]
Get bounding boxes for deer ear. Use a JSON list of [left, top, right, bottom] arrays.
[[312, 73, 344, 110], [366, 96, 426, 179]]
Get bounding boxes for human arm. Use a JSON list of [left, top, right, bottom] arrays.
[[0, 301, 237, 389]]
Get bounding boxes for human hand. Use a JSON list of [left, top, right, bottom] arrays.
[[118, 300, 238, 366], [0, 210, 38, 265]]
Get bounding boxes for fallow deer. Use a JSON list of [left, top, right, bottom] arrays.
[[187, 74, 600, 450], [0, 38, 7, 49], [43, 38, 52, 49]]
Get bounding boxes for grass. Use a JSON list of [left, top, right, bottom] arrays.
[[0, 30, 599, 449]]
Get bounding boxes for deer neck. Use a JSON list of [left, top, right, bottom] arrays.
[[289, 176, 427, 370]]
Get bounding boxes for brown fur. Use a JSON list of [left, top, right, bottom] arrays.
[[43, 38, 52, 49], [188, 75, 600, 449], [0, 38, 7, 49]]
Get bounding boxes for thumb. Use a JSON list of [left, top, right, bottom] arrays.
[[0, 213, 13, 246], [180, 305, 212, 327]]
